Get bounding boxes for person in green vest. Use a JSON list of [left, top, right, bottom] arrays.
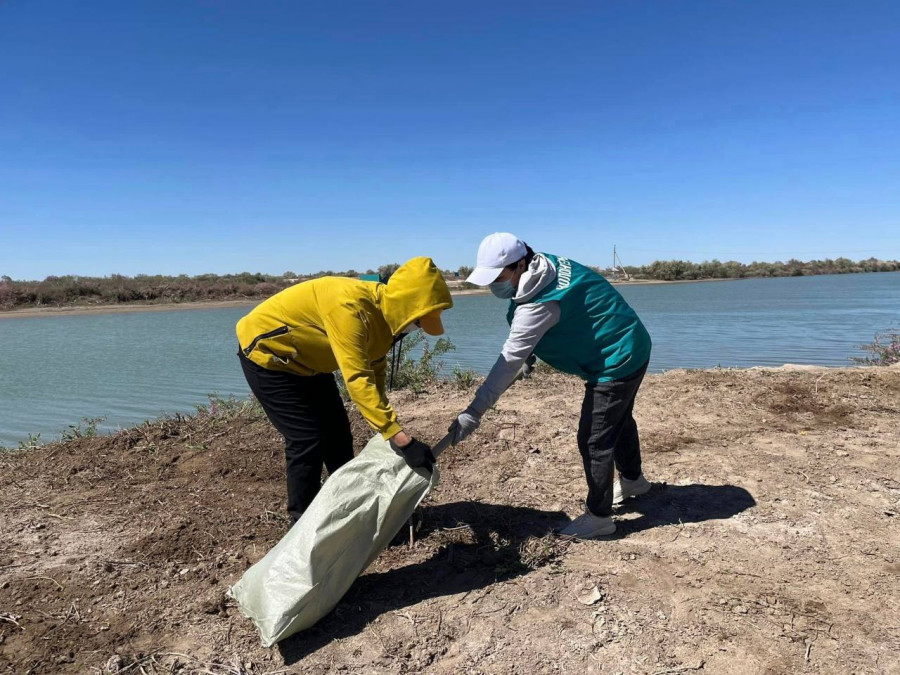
[[449, 233, 653, 538]]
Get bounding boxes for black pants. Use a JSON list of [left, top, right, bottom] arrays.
[[577, 361, 649, 517], [239, 353, 354, 522]]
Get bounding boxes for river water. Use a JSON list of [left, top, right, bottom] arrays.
[[1, 272, 897, 447]]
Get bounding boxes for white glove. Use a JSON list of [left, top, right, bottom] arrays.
[[448, 409, 481, 445]]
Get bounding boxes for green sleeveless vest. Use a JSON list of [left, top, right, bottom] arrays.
[[506, 253, 651, 383]]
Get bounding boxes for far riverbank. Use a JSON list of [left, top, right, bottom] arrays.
[[0, 276, 725, 319]]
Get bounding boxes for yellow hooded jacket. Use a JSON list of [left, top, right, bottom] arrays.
[[236, 257, 452, 439]]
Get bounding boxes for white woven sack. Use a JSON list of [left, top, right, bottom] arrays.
[[228, 434, 439, 647]]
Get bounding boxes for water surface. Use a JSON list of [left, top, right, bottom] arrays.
[[1, 272, 896, 446]]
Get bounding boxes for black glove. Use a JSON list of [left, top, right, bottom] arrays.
[[390, 437, 436, 472], [523, 353, 537, 377]]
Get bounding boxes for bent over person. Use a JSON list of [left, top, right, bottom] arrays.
[[450, 233, 652, 538], [237, 257, 452, 522]]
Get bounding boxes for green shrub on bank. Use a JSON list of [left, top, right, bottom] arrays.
[[452, 365, 479, 389], [15, 433, 43, 451], [611, 257, 900, 282], [334, 335, 479, 400], [0, 272, 299, 310], [60, 416, 106, 441], [853, 329, 900, 366], [194, 393, 265, 421], [387, 332, 456, 393], [4, 256, 899, 310]]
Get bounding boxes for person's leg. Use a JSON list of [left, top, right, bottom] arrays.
[[577, 364, 648, 517], [311, 373, 354, 475], [239, 354, 328, 521], [576, 384, 617, 517], [613, 362, 648, 481]]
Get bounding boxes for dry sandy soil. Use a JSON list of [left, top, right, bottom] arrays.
[[2, 366, 899, 674]]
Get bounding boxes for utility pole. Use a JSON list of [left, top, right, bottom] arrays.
[[612, 245, 629, 281]]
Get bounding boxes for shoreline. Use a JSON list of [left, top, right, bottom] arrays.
[[2, 362, 892, 448], [0, 299, 262, 319], [0, 277, 736, 319]]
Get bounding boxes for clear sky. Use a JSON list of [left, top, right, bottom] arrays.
[[2, 1, 898, 279]]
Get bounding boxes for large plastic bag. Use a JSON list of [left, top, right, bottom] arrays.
[[228, 434, 440, 647]]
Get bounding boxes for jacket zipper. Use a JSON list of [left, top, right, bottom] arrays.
[[243, 326, 290, 356]]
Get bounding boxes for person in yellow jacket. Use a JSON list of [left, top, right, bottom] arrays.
[[236, 257, 452, 522]]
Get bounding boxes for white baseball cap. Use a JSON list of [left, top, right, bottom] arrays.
[[466, 232, 528, 286]]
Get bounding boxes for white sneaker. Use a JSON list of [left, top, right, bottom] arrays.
[[557, 511, 616, 539], [614, 474, 651, 505]]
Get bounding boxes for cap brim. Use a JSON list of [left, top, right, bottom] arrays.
[[466, 266, 504, 286], [418, 311, 444, 336]]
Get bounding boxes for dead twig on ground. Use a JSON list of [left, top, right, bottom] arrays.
[[719, 569, 764, 579], [156, 652, 251, 674], [368, 623, 388, 651], [395, 611, 419, 636], [46, 511, 75, 520], [653, 661, 705, 675], [669, 518, 686, 542], [814, 375, 826, 395], [203, 430, 231, 445], [24, 575, 64, 590], [0, 613, 23, 629]]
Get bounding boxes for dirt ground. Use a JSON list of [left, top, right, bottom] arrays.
[[2, 365, 899, 674]]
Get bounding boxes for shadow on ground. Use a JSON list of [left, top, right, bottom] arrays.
[[277, 485, 754, 664], [613, 482, 756, 536], [277, 501, 560, 664]]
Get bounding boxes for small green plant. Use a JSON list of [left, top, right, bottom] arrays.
[[195, 393, 264, 421], [18, 433, 43, 450], [852, 329, 900, 366], [451, 364, 479, 389], [60, 416, 106, 441], [388, 333, 456, 393], [334, 336, 475, 400]]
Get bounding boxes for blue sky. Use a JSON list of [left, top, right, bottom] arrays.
[[1, 1, 898, 279]]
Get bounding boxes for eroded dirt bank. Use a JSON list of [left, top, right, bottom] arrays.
[[2, 366, 899, 674]]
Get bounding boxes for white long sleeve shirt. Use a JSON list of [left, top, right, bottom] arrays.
[[468, 254, 561, 416]]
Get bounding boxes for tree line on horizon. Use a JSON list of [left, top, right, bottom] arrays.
[[609, 256, 900, 281], [1, 256, 897, 310]]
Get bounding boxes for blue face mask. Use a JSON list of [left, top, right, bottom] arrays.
[[489, 279, 516, 299]]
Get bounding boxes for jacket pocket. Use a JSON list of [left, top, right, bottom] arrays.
[[242, 325, 290, 356]]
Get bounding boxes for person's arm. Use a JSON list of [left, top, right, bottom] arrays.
[[450, 301, 560, 443], [373, 354, 388, 399], [369, 352, 422, 447], [469, 301, 560, 415], [324, 305, 402, 439]]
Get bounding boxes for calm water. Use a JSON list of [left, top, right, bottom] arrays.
[[1, 272, 897, 447]]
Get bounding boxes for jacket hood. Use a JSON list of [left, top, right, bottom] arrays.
[[379, 257, 453, 335], [514, 253, 556, 303]]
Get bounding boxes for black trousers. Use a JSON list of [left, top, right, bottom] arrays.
[[239, 352, 354, 522], [577, 361, 649, 518]]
